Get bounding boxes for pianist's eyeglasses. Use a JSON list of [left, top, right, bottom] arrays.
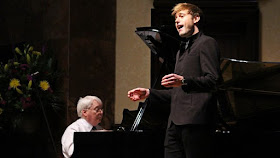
[[87, 107, 103, 113]]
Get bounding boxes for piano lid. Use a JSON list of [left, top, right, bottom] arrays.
[[220, 58, 280, 92], [219, 58, 280, 131]]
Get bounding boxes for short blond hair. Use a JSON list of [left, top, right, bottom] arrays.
[[171, 3, 204, 29], [171, 3, 202, 17]]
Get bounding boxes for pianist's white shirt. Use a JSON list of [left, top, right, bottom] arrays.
[[61, 118, 93, 158]]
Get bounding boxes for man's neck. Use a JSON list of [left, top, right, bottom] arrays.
[[185, 26, 199, 38]]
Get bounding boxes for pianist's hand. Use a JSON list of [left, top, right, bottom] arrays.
[[127, 88, 150, 101]]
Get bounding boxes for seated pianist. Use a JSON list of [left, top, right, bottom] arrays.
[[61, 95, 105, 158]]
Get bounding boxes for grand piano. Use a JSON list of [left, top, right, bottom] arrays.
[[73, 26, 280, 158]]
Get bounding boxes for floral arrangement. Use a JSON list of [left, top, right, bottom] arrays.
[[0, 43, 63, 128]]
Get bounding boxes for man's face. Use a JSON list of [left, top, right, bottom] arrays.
[[175, 10, 199, 38], [83, 100, 103, 126]]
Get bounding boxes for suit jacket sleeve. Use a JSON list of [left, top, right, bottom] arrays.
[[149, 89, 171, 105]]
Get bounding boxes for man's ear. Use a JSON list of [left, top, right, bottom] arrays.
[[193, 16, 200, 24], [82, 109, 87, 117]]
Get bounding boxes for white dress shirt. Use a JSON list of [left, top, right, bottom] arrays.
[[61, 118, 93, 158]]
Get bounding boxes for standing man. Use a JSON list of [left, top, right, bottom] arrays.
[[61, 95, 104, 158], [128, 3, 221, 158]]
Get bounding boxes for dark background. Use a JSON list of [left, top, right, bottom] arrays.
[[1, 0, 274, 158]]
